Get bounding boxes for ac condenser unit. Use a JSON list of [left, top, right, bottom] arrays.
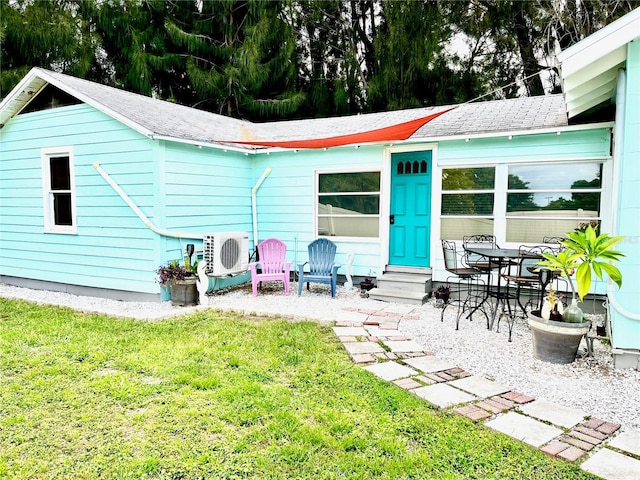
[[203, 232, 249, 276]]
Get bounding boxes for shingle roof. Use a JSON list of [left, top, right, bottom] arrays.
[[0, 68, 568, 151]]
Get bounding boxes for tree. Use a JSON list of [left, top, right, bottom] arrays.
[[166, 0, 304, 119], [367, 1, 455, 110], [0, 0, 98, 96]]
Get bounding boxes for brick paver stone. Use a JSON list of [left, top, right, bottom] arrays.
[[453, 405, 491, 421], [573, 426, 608, 441], [414, 375, 436, 386], [393, 377, 422, 390], [434, 371, 455, 382], [582, 418, 606, 429], [557, 446, 586, 462], [568, 430, 603, 446], [338, 336, 359, 343], [350, 353, 376, 364], [379, 324, 399, 330], [490, 396, 515, 409], [425, 373, 447, 383], [540, 441, 571, 457], [501, 391, 535, 404], [596, 422, 621, 435], [562, 435, 595, 451], [476, 399, 511, 414]]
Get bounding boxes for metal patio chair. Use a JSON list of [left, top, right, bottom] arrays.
[[440, 239, 488, 329]]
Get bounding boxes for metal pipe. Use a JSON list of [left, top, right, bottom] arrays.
[[93, 162, 203, 240], [251, 167, 272, 247]]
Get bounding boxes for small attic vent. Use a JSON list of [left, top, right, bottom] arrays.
[[20, 84, 80, 115]]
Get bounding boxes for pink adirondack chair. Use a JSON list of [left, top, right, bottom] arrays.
[[248, 238, 292, 296]]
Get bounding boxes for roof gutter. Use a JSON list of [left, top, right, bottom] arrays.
[[93, 162, 204, 240]]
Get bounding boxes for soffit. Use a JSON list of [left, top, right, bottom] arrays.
[[556, 8, 640, 118]]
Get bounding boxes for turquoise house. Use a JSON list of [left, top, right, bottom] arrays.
[[554, 8, 640, 368], [1, 9, 638, 367]]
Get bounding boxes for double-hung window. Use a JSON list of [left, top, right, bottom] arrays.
[[317, 171, 380, 238], [440, 167, 495, 240], [41, 147, 76, 234]]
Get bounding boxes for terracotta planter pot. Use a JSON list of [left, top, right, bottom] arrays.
[[527, 310, 591, 364], [169, 277, 198, 306]]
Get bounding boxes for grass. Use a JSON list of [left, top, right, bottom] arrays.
[[0, 298, 597, 479]]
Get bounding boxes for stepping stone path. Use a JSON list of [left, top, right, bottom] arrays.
[[334, 305, 640, 480]]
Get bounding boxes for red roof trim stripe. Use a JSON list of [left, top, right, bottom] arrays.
[[231, 107, 456, 149]]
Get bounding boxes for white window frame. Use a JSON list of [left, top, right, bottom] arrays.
[[314, 167, 382, 241], [435, 157, 611, 247], [41, 146, 77, 234], [505, 160, 605, 235], [439, 165, 497, 240]]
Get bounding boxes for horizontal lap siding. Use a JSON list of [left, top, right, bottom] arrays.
[[250, 146, 385, 276], [160, 144, 253, 261], [438, 130, 611, 164], [0, 104, 161, 294], [611, 41, 640, 349]]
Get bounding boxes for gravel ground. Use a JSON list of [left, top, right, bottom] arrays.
[[2, 281, 639, 431]]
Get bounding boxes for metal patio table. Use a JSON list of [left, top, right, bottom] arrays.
[[463, 246, 523, 341]]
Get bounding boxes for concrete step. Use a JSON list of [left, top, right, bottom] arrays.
[[376, 273, 432, 293], [367, 288, 429, 305], [385, 265, 432, 275]]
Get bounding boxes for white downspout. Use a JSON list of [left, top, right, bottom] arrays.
[[252, 167, 272, 247], [608, 69, 640, 321], [93, 162, 203, 240]]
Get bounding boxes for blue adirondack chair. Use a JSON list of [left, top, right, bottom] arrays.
[[298, 238, 341, 298], [248, 238, 292, 296]]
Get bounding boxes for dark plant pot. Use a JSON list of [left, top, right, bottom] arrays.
[[527, 311, 591, 364], [359, 281, 374, 291], [434, 291, 450, 303], [170, 277, 198, 306]]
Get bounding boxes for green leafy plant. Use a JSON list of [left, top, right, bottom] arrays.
[[537, 226, 624, 302], [156, 259, 196, 286]]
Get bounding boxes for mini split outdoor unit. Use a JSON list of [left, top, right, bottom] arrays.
[[203, 232, 249, 276]]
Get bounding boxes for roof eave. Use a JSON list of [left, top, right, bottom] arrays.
[[556, 8, 640, 118], [0, 67, 156, 138], [555, 8, 640, 74]]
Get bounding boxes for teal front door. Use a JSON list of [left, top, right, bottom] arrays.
[[389, 151, 432, 267]]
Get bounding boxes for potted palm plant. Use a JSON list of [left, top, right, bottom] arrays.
[[528, 226, 624, 363], [156, 248, 199, 306]]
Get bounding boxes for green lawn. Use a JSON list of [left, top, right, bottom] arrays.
[[0, 298, 596, 479]]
